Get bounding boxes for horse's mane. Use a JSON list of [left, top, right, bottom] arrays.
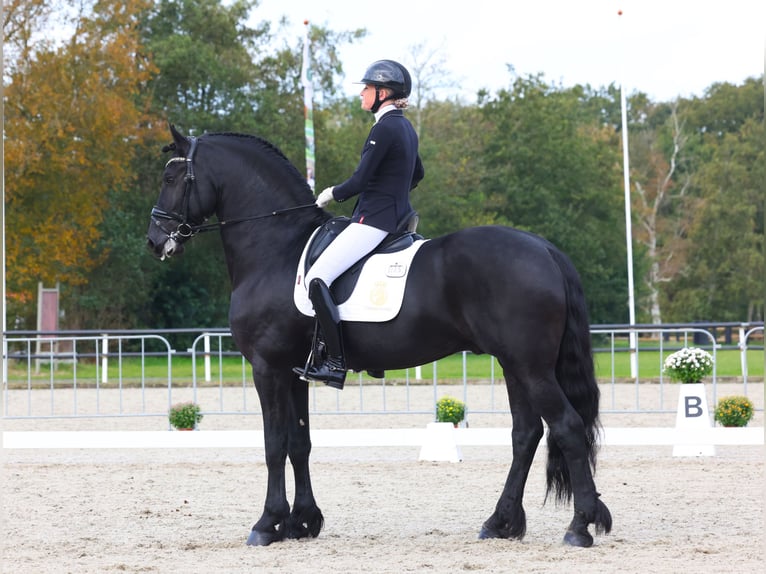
[[206, 132, 312, 192], [206, 131, 289, 161]]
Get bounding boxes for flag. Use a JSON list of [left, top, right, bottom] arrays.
[[301, 20, 316, 191]]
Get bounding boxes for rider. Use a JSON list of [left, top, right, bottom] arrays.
[[294, 59, 425, 390]]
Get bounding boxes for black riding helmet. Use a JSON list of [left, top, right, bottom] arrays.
[[358, 59, 412, 113]]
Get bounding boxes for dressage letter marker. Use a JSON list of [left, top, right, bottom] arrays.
[[672, 383, 715, 457]]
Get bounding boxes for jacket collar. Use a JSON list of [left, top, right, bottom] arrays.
[[374, 104, 398, 123]]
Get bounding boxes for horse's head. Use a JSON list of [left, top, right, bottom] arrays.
[[146, 124, 214, 260], [147, 124, 325, 262]]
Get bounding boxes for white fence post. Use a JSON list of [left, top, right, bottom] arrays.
[[738, 325, 747, 384], [204, 333, 212, 383], [101, 334, 109, 384]]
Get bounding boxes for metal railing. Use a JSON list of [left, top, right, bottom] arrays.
[[3, 323, 763, 423]]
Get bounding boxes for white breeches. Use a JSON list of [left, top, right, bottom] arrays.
[[305, 222, 389, 288]]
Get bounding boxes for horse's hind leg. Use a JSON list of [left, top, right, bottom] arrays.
[[284, 375, 324, 539], [479, 378, 544, 541], [529, 379, 611, 547]]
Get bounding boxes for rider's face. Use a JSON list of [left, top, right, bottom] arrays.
[[360, 84, 388, 111]]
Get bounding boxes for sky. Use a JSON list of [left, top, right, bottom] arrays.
[[252, 0, 765, 102]]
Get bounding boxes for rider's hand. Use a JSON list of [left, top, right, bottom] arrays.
[[315, 186, 335, 208]]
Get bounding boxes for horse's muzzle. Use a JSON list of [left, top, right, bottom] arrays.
[[146, 236, 184, 261]]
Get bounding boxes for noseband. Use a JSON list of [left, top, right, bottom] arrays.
[[151, 136, 319, 246]]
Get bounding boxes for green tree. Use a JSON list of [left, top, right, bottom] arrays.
[[666, 117, 764, 321], [413, 99, 492, 237], [660, 77, 764, 322], [475, 76, 629, 322], [120, 0, 364, 329], [141, 0, 266, 133]]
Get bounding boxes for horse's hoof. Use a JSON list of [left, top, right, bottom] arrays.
[[478, 526, 499, 540], [246, 529, 279, 546], [478, 514, 526, 541], [478, 526, 523, 540], [563, 528, 593, 548]]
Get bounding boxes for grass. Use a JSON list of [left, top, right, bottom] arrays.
[[5, 347, 763, 388]]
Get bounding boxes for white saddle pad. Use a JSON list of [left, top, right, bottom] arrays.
[[294, 233, 427, 322]]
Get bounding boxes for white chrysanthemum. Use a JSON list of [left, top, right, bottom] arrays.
[[663, 347, 714, 383]]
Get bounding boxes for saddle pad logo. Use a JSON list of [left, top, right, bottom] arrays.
[[294, 239, 427, 322], [369, 281, 388, 307]]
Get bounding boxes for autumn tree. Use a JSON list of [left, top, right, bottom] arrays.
[[630, 100, 692, 324], [4, 0, 156, 325]]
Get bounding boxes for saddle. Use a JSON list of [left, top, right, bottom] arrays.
[[302, 212, 422, 304]]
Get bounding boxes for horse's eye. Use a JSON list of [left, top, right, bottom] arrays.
[[164, 175, 175, 184]]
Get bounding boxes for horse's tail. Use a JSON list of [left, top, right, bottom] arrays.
[[545, 246, 601, 505]]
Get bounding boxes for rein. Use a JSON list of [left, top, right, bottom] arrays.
[[151, 135, 317, 241], [187, 203, 319, 235]]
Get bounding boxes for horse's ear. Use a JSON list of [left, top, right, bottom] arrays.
[[169, 123, 190, 156], [169, 123, 182, 139]]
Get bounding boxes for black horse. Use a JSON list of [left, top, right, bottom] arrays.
[[146, 125, 612, 547]]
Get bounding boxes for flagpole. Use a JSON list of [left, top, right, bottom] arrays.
[[301, 19, 316, 192], [618, 8, 638, 379]]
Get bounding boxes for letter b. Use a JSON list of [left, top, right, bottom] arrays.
[[684, 396, 703, 418]]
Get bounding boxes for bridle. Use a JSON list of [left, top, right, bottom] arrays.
[[150, 136, 316, 244]]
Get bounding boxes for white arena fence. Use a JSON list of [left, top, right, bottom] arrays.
[[2, 323, 763, 426]]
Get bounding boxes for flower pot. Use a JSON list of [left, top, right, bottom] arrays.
[[714, 395, 754, 428]]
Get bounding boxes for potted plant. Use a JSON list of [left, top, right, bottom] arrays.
[[714, 396, 754, 427], [436, 396, 466, 427], [663, 347, 714, 384], [168, 401, 203, 430]]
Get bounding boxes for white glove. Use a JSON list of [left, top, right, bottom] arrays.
[[315, 186, 335, 208]]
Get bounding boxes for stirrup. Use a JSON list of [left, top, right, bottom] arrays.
[[301, 359, 346, 390], [293, 320, 322, 382], [292, 365, 317, 383]]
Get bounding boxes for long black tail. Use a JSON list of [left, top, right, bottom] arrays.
[[545, 246, 601, 504]]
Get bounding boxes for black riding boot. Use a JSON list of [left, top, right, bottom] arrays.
[[295, 278, 347, 389]]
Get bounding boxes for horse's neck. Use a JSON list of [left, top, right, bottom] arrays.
[[208, 138, 322, 287], [219, 217, 315, 289]]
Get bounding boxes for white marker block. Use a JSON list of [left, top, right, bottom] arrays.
[[673, 383, 715, 457], [418, 422, 462, 463]]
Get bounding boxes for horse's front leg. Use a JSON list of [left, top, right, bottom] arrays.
[[246, 368, 292, 546], [284, 374, 324, 539], [479, 379, 544, 541]]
